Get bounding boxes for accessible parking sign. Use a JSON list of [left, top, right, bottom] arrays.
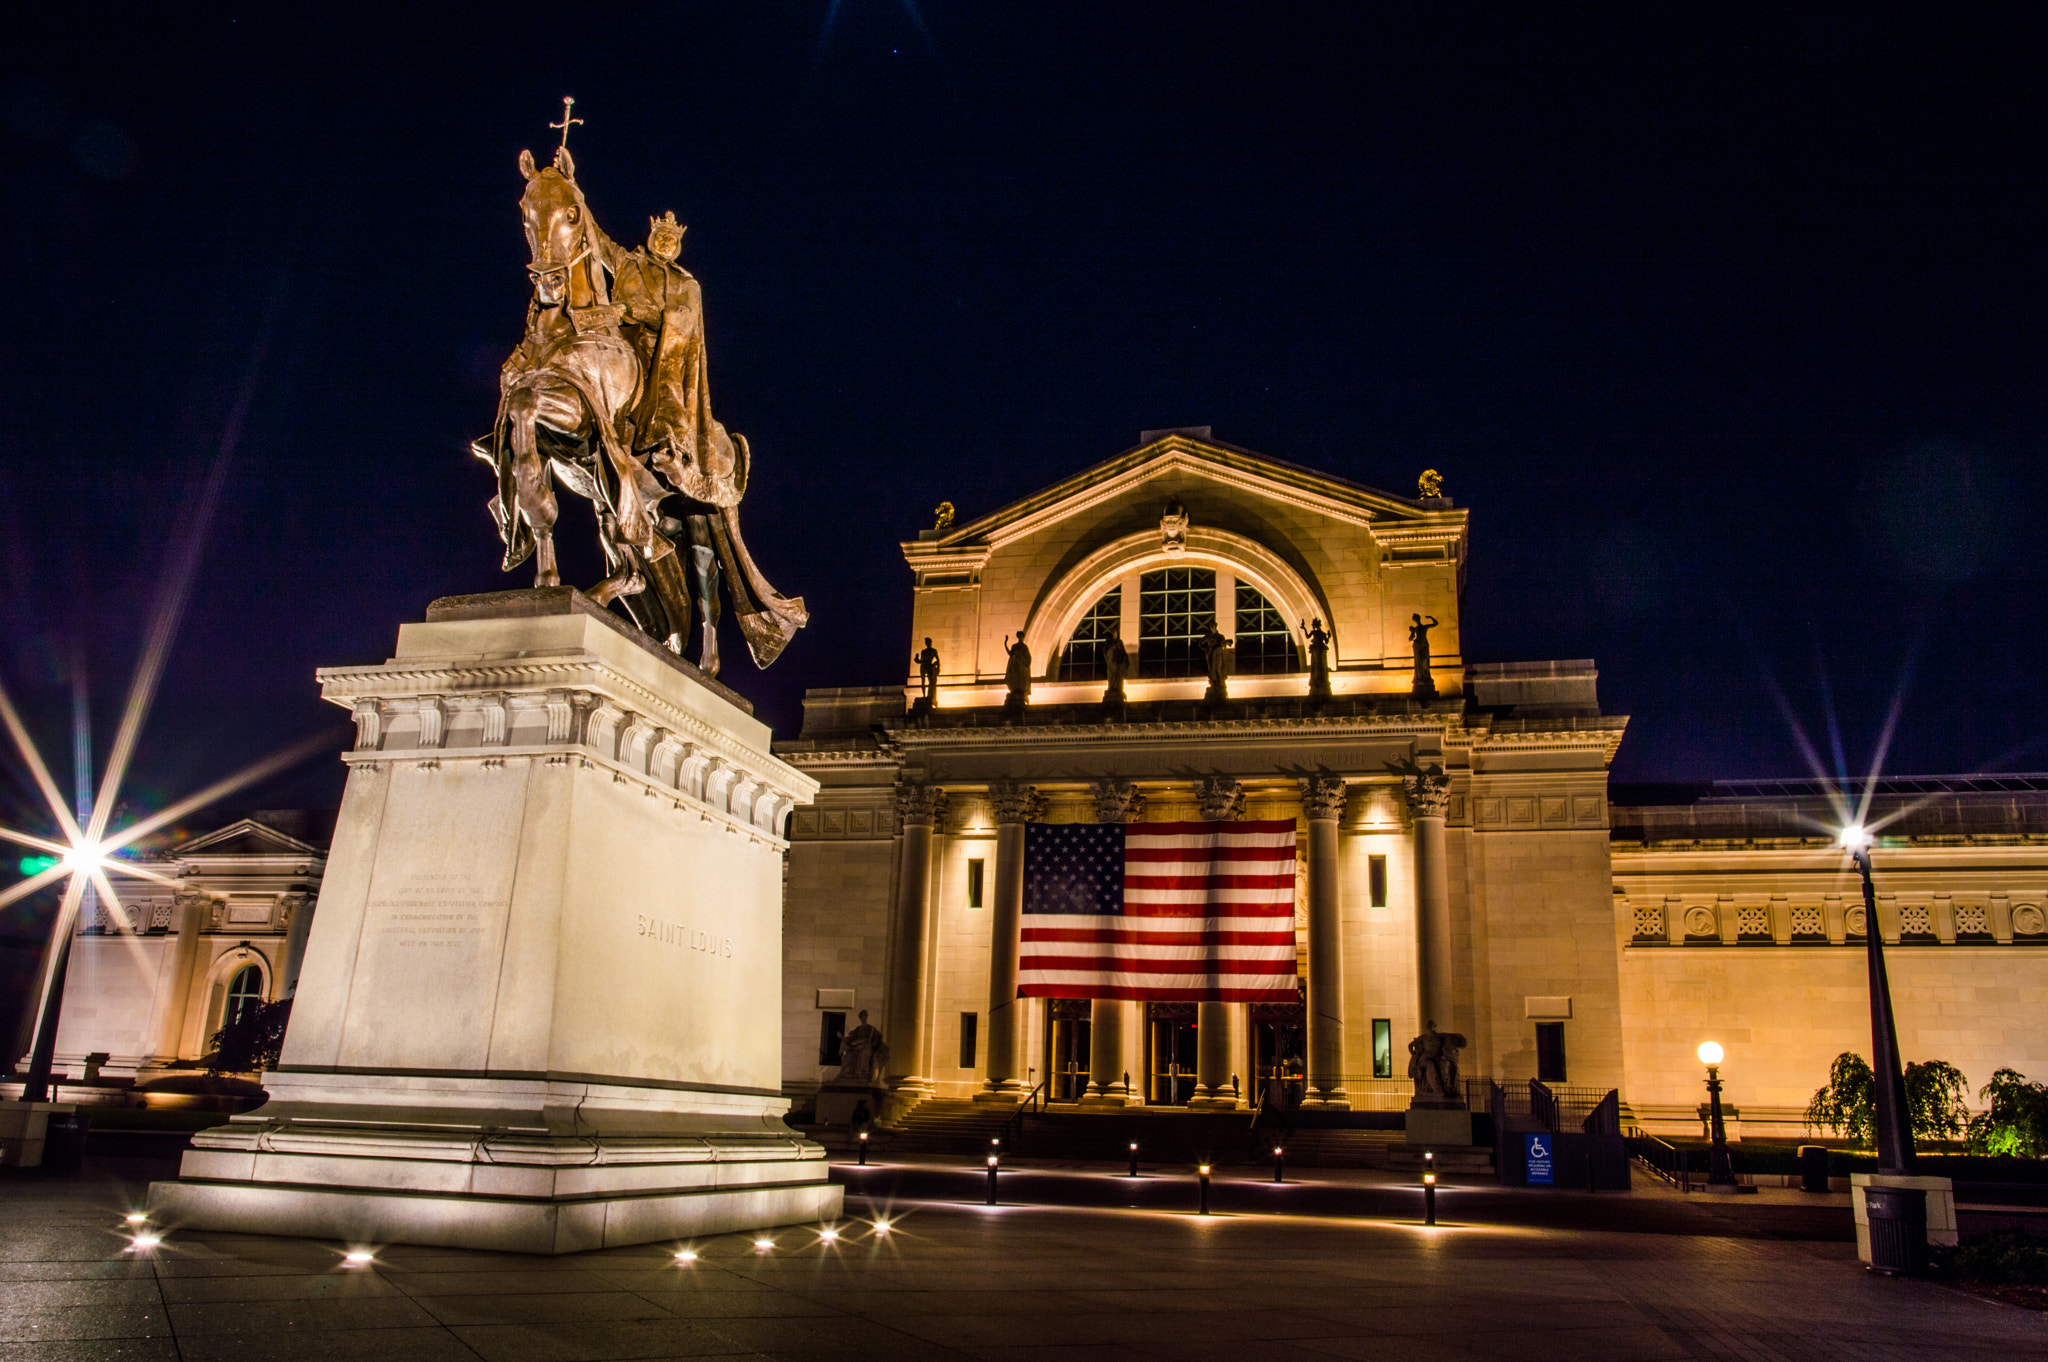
[[1524, 1132, 1554, 1185]]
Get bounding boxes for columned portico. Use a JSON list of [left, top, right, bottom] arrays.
[[1300, 775, 1349, 1108], [980, 782, 1040, 1098], [1084, 779, 1143, 1104], [887, 780, 945, 1098]]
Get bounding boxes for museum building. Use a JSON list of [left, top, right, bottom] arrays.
[[772, 431, 2048, 1132], [22, 433, 2048, 1137]]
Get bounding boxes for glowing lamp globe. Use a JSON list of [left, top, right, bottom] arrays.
[[1839, 824, 1872, 851], [1697, 1041, 1724, 1067]]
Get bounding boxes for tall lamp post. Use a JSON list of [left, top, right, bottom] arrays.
[[1697, 1042, 1737, 1187], [1840, 825, 1916, 1174]]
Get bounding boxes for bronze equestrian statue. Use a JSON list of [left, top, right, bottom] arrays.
[[476, 123, 805, 678]]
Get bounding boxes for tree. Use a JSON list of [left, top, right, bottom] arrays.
[[1807, 1053, 1972, 1147], [1904, 1060, 1970, 1143], [1967, 1069, 2048, 1158], [206, 997, 293, 1075], [1806, 1052, 1874, 1146]]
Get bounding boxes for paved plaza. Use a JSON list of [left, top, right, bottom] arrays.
[[3, 1157, 2041, 1361]]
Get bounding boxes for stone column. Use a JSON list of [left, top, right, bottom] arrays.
[[1190, 776, 1246, 1107], [1402, 767, 1454, 1036], [981, 782, 1042, 1098], [1084, 779, 1143, 1104], [1301, 775, 1349, 1108], [153, 889, 210, 1063], [886, 780, 946, 1097]]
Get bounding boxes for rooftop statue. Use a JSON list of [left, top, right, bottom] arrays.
[[475, 110, 806, 677]]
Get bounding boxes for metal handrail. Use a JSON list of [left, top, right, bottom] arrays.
[[1000, 1078, 1048, 1148], [1625, 1127, 1694, 1191]]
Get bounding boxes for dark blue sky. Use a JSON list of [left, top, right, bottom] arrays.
[[4, 3, 2046, 852]]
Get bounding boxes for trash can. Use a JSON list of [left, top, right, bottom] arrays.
[[41, 1111, 90, 1173], [1797, 1144, 1830, 1193], [1863, 1185, 1928, 1277]]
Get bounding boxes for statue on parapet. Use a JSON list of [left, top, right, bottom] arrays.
[[477, 118, 806, 678], [1003, 633, 1033, 719], [1199, 621, 1233, 703], [1103, 630, 1130, 712], [1408, 613, 1439, 701], [914, 638, 941, 706], [1302, 617, 1331, 701], [1407, 1021, 1467, 1107]]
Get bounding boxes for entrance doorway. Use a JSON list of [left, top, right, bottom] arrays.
[[1147, 1003, 1198, 1105], [1046, 999, 1091, 1101], [1251, 1001, 1306, 1110]]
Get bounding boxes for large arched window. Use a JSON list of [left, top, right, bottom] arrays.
[[1059, 587, 1122, 680], [223, 964, 263, 1029], [1138, 568, 1217, 677], [1233, 580, 1302, 675]]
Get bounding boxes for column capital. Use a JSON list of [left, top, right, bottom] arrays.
[[1391, 758, 1451, 819], [895, 779, 948, 828], [1299, 775, 1347, 822], [1090, 779, 1145, 824], [1197, 775, 1245, 822], [990, 782, 1047, 825]]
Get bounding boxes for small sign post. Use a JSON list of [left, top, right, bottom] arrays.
[[1525, 1132, 1554, 1186]]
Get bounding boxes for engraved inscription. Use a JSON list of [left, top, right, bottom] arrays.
[[637, 913, 733, 959], [368, 872, 501, 950]]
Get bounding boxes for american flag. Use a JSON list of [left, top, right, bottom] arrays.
[[1017, 820, 1299, 1001]]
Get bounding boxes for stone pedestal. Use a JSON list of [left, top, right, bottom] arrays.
[[149, 589, 841, 1254], [1851, 1173, 1957, 1262], [814, 1082, 885, 1129], [1404, 1105, 1473, 1147]]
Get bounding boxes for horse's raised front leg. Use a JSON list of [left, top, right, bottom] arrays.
[[504, 389, 561, 587]]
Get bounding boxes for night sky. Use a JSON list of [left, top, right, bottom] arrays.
[[5, 6, 2046, 872]]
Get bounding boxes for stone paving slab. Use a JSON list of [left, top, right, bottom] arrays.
[[0, 1158, 2039, 1359]]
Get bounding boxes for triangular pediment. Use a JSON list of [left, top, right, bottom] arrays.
[[911, 434, 1443, 553], [175, 818, 324, 858]]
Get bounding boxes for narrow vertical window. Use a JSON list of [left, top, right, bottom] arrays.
[[1060, 588, 1123, 680], [1368, 854, 1388, 908], [819, 1011, 847, 1065], [1372, 1018, 1393, 1078], [959, 1012, 979, 1068], [1536, 1022, 1567, 1083], [967, 857, 985, 908]]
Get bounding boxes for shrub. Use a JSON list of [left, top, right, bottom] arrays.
[[1967, 1069, 2048, 1158], [206, 997, 293, 1075], [1937, 1229, 2048, 1286]]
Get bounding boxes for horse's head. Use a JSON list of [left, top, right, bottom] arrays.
[[518, 146, 590, 306]]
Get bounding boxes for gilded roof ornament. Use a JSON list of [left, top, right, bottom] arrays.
[[1418, 469, 1444, 500], [932, 501, 955, 531]]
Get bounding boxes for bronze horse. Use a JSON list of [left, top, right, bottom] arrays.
[[478, 144, 804, 675]]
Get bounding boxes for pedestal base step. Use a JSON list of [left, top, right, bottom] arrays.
[[149, 1176, 843, 1256]]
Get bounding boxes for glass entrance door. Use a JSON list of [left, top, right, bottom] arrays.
[[1047, 1003, 1091, 1101], [1147, 1007, 1199, 1105], [1252, 1019, 1306, 1110]]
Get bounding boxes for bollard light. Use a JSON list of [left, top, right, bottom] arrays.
[[753, 1237, 774, 1251], [130, 1234, 162, 1251], [1423, 1169, 1437, 1225], [1197, 1163, 1212, 1215], [1129, 1140, 1140, 1178], [1273, 1144, 1285, 1183], [343, 1250, 375, 1267], [873, 1219, 891, 1235], [858, 1129, 868, 1165], [818, 1227, 839, 1243], [675, 1249, 698, 1262], [124, 1212, 148, 1225], [986, 1154, 1000, 1205]]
